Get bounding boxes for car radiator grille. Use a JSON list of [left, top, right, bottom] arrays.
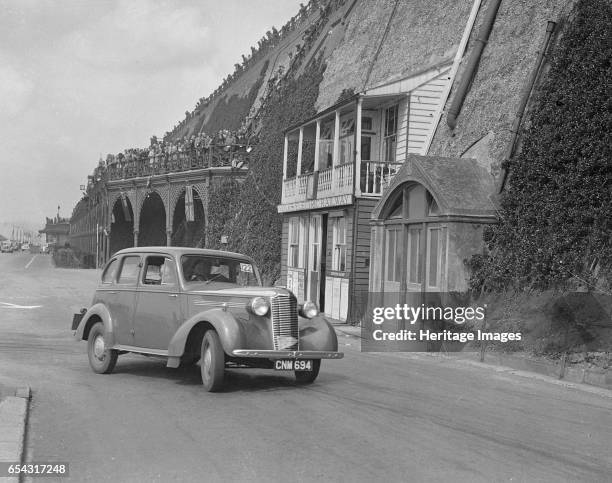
[[270, 295, 299, 351]]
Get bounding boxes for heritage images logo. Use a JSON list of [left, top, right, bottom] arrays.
[[371, 304, 486, 325]]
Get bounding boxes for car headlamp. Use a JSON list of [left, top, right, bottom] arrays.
[[249, 297, 270, 316], [300, 301, 319, 319]]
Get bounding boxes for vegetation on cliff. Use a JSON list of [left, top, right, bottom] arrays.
[[469, 0, 612, 292]]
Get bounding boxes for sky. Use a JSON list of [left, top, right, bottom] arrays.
[[0, 0, 302, 233]]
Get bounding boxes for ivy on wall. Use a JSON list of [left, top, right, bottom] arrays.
[[199, 61, 270, 134], [469, 0, 612, 291], [205, 58, 326, 282]]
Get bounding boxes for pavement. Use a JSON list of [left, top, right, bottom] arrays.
[[332, 322, 612, 393], [0, 385, 30, 482]]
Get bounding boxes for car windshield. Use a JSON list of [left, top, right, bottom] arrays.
[[181, 255, 260, 286]]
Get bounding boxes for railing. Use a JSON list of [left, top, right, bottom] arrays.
[[104, 144, 252, 181], [281, 160, 403, 204], [317, 168, 332, 196], [360, 160, 402, 196], [334, 162, 353, 195]]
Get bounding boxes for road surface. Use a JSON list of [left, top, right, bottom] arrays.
[[0, 252, 611, 482]]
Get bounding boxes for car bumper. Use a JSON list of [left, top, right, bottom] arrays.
[[232, 349, 343, 359]]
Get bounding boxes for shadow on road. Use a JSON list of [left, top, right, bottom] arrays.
[[110, 357, 347, 392]]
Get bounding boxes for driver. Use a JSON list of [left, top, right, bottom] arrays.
[[190, 260, 209, 281]]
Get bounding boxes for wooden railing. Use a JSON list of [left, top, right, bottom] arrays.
[[334, 162, 353, 195], [317, 168, 333, 195], [281, 159, 402, 204], [360, 160, 402, 196]]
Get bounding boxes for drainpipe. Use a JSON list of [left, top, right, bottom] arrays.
[[498, 21, 556, 192], [446, 0, 502, 130]]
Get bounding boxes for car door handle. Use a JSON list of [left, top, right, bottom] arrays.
[[168, 294, 178, 298], [108, 291, 118, 294]]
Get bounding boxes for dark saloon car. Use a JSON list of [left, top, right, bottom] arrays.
[[73, 247, 343, 391]]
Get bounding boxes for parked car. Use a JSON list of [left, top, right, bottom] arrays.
[[21, 242, 30, 252], [1, 240, 12, 253], [72, 247, 343, 391]]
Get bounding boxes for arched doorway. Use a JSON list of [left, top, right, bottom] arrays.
[[171, 187, 205, 247], [139, 191, 167, 246], [380, 183, 444, 294], [109, 196, 134, 254]]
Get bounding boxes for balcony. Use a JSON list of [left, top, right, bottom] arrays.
[[281, 160, 401, 204], [278, 90, 413, 212], [104, 144, 251, 182]]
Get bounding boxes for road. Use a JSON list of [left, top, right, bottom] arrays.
[[0, 252, 611, 482]]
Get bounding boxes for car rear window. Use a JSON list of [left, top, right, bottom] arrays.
[[101, 259, 118, 283]]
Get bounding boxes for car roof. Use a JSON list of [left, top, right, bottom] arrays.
[[113, 246, 255, 262]]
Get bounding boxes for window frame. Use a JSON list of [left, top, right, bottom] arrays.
[[101, 258, 118, 284], [332, 216, 347, 272], [382, 104, 399, 163]]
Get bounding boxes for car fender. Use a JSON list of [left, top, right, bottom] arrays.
[[298, 314, 339, 352], [167, 308, 245, 360], [75, 303, 115, 346]]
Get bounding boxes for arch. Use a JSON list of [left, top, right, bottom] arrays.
[[171, 187, 206, 247], [138, 190, 167, 246], [109, 195, 134, 255]]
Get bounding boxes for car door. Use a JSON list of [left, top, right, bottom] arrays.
[[113, 254, 141, 346], [133, 255, 181, 350]]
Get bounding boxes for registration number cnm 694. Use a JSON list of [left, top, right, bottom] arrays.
[[274, 360, 313, 371]]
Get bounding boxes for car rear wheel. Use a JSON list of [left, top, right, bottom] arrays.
[[295, 359, 320, 384], [87, 322, 118, 374], [200, 330, 225, 392]]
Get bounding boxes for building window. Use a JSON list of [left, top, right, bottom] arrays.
[[319, 121, 334, 169], [332, 217, 347, 272], [383, 104, 398, 162], [427, 227, 443, 289], [381, 183, 445, 291], [308, 216, 321, 272], [288, 217, 301, 268], [407, 227, 422, 284], [339, 118, 355, 165], [384, 227, 403, 282]]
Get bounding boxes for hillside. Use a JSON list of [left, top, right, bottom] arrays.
[[166, 0, 356, 140]]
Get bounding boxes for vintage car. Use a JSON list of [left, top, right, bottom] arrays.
[[73, 247, 343, 391]]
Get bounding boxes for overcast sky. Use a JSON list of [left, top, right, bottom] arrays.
[[0, 0, 302, 231]]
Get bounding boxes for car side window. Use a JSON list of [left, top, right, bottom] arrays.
[[161, 258, 177, 286], [117, 256, 141, 286], [101, 259, 118, 284], [143, 256, 177, 287]]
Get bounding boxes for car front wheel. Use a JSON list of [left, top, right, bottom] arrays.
[[200, 330, 225, 392], [295, 359, 320, 384], [87, 322, 118, 374]]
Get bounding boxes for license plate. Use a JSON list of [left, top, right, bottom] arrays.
[[274, 360, 313, 371]]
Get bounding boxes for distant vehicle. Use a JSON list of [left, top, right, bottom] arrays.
[[1, 241, 12, 253], [21, 242, 30, 252], [41, 244, 49, 254], [73, 247, 343, 391]]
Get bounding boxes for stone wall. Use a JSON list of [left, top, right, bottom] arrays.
[[428, 0, 577, 177], [316, 0, 472, 110]]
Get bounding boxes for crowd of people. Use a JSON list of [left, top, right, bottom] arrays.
[[85, 0, 349, 188], [167, 0, 349, 139], [87, 127, 257, 186]]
